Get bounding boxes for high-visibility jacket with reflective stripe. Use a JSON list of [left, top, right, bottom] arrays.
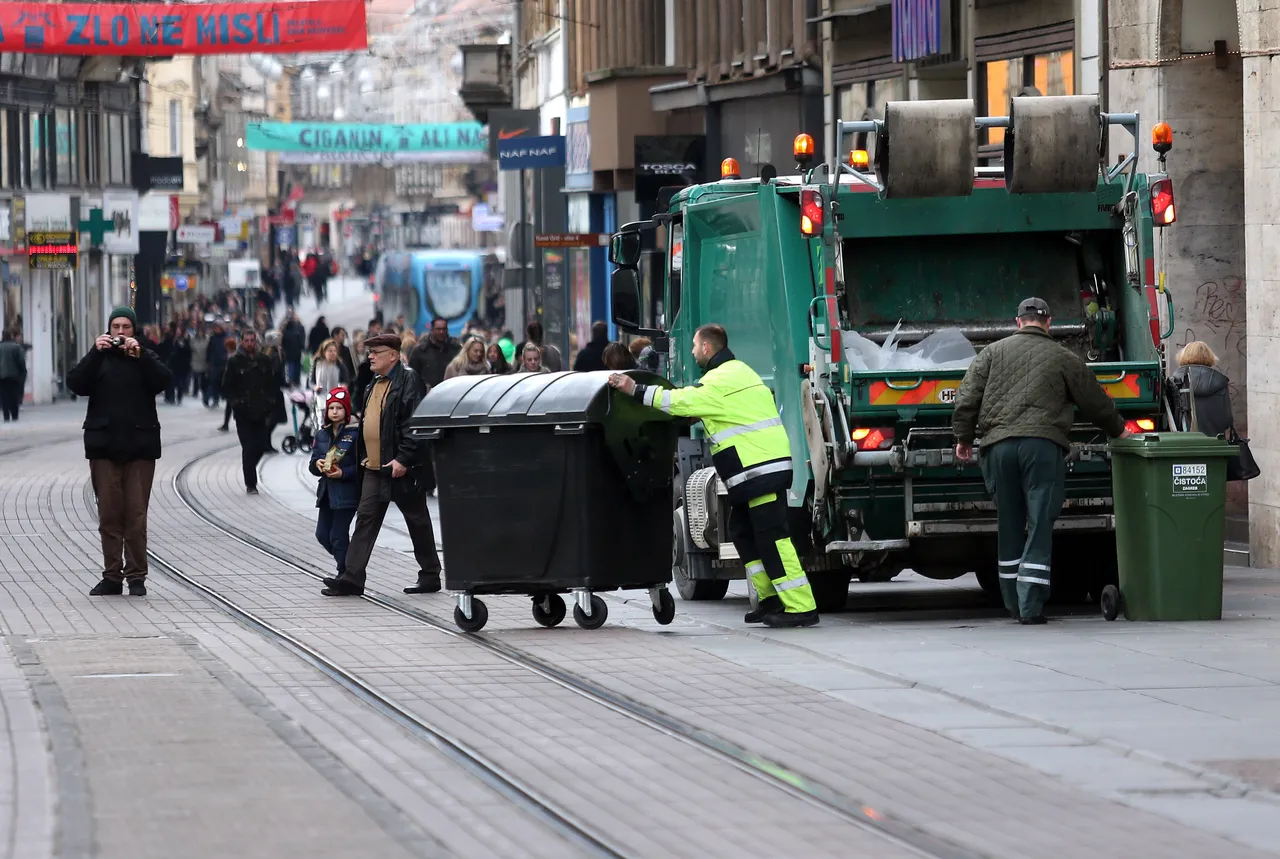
[[633, 349, 792, 503]]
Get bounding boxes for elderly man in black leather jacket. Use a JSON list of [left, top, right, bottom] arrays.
[[322, 333, 440, 597]]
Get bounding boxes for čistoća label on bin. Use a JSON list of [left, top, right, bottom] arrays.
[[1172, 463, 1208, 496]]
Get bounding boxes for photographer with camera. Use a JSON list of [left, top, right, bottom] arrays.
[[67, 306, 173, 597]]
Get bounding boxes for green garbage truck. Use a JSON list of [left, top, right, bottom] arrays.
[[609, 95, 1181, 612]]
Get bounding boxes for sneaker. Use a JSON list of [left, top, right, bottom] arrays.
[[762, 610, 820, 628], [246, 487, 259, 495], [128, 580, 147, 597], [89, 578, 124, 596], [744, 595, 783, 624]]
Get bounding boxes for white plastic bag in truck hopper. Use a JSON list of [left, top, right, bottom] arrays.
[[842, 323, 977, 372]]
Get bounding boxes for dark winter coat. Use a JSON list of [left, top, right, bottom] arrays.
[[308, 321, 331, 355], [1171, 364, 1235, 439], [0, 340, 25, 383], [573, 336, 608, 372], [66, 344, 172, 462], [168, 336, 192, 376], [309, 423, 361, 510], [953, 325, 1126, 451], [358, 362, 428, 503], [408, 337, 460, 389], [281, 320, 307, 362], [222, 349, 283, 423], [207, 333, 230, 371], [337, 343, 356, 381]]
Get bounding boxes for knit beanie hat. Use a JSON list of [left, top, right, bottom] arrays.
[[108, 306, 137, 329], [498, 336, 515, 363], [325, 387, 352, 421]]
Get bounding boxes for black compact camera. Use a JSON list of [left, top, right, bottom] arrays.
[[109, 336, 127, 350]]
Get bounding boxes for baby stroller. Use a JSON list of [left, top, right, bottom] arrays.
[[281, 389, 316, 454]]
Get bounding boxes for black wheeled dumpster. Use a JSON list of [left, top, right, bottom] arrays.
[[407, 370, 681, 632]]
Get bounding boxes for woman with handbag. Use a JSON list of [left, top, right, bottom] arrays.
[[1171, 341, 1260, 481]]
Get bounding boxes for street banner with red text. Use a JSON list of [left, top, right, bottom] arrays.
[[0, 0, 367, 55]]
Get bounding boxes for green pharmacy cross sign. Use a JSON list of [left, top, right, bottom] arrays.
[[245, 121, 488, 165], [80, 208, 116, 246]]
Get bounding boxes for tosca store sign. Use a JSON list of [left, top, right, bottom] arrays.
[[0, 0, 368, 56]]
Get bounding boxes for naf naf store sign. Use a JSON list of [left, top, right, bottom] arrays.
[[498, 136, 566, 171]]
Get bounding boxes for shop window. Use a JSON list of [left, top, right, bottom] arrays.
[[27, 113, 50, 190], [838, 76, 904, 161], [979, 48, 1074, 147], [84, 112, 101, 186], [0, 111, 8, 189], [55, 108, 75, 187], [169, 99, 182, 156], [106, 113, 126, 185]]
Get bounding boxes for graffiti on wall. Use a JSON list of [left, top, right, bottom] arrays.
[[1173, 275, 1246, 420]]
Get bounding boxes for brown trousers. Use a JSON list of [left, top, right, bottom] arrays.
[[90, 459, 157, 582]]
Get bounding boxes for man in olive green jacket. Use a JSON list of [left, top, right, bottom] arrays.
[[952, 298, 1129, 624]]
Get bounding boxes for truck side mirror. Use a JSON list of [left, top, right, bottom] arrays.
[[611, 267, 643, 332], [609, 231, 641, 267]]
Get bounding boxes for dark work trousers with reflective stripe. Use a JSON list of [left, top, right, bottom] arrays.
[[727, 492, 817, 613], [980, 437, 1066, 619]]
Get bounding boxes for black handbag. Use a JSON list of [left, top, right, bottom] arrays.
[[1226, 426, 1261, 482]]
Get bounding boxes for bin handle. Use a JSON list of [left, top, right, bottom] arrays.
[[408, 428, 441, 440], [884, 377, 924, 391], [554, 424, 585, 435], [1161, 289, 1175, 340], [1096, 372, 1127, 384]]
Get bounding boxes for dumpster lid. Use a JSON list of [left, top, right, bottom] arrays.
[[1109, 432, 1240, 459], [410, 370, 672, 428]]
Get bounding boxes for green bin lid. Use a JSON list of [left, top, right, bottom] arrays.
[[1109, 431, 1239, 460]]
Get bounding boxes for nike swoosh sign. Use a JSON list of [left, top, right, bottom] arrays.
[[498, 128, 529, 140]]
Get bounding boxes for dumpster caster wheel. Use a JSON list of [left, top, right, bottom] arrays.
[[1100, 585, 1121, 622], [532, 594, 567, 628], [454, 599, 489, 633], [573, 595, 608, 630], [652, 589, 676, 625], [281, 436, 298, 455]]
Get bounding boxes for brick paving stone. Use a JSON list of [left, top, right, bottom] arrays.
[[1, 425, 923, 859]]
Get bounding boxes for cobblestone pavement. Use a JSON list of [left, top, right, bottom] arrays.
[[1, 404, 1278, 858]]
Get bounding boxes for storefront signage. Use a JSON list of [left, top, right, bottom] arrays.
[[892, 0, 949, 63], [24, 193, 71, 231], [487, 109, 540, 159], [534, 233, 608, 248], [0, 0, 368, 56], [471, 203, 504, 233], [102, 190, 139, 255], [247, 121, 486, 163], [137, 192, 172, 232], [177, 225, 216, 245], [498, 136, 566, 171], [144, 156, 184, 190], [27, 231, 77, 269], [635, 135, 706, 205]]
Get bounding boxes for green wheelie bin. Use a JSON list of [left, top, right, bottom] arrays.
[[1105, 433, 1239, 621]]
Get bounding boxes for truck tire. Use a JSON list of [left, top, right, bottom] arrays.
[[672, 507, 730, 601], [810, 571, 852, 613]]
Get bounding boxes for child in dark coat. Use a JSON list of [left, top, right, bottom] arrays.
[[309, 387, 360, 576]]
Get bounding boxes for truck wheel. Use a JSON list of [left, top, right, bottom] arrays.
[[810, 571, 852, 613], [673, 507, 730, 601]]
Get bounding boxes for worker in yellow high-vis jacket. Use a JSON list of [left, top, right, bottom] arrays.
[[608, 323, 819, 628]]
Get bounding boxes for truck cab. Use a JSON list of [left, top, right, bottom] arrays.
[[610, 96, 1179, 612]]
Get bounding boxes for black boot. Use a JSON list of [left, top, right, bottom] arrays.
[[744, 595, 783, 624], [762, 610, 820, 628], [404, 572, 442, 594], [89, 578, 124, 596], [128, 579, 147, 597], [1019, 615, 1048, 625]]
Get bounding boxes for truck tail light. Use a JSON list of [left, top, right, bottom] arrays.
[[800, 188, 823, 236], [1151, 178, 1176, 226], [1124, 418, 1156, 434], [851, 427, 895, 451]]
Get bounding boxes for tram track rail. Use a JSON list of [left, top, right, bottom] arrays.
[[169, 446, 980, 859], [74, 472, 629, 859]]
